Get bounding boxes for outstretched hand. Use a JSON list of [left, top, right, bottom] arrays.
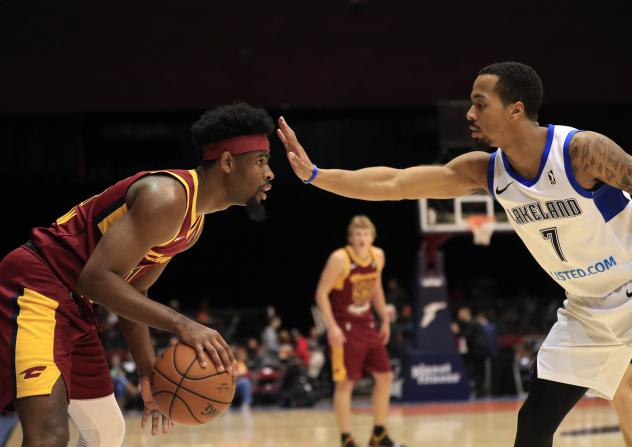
[[276, 117, 314, 181]]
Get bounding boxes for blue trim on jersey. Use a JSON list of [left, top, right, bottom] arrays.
[[562, 129, 593, 198], [593, 184, 629, 222], [500, 124, 554, 186], [487, 151, 497, 197]]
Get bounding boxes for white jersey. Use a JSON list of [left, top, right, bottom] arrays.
[[488, 124, 632, 298]]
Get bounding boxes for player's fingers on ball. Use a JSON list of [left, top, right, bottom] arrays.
[[203, 341, 224, 372], [195, 344, 209, 368], [141, 411, 148, 428], [212, 334, 230, 354], [210, 339, 232, 372], [216, 336, 236, 364], [213, 341, 234, 373], [162, 414, 170, 433]]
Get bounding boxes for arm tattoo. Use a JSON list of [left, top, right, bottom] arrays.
[[569, 132, 632, 193]]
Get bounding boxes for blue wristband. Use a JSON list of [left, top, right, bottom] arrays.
[[303, 164, 318, 184]]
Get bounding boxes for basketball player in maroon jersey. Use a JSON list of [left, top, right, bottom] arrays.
[[316, 216, 405, 447], [0, 103, 274, 447]]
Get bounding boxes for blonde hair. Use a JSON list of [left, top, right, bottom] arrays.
[[347, 215, 377, 239]]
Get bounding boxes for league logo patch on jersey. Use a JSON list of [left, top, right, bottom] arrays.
[[548, 169, 556, 185]]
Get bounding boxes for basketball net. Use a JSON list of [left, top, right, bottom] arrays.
[[466, 215, 496, 246]]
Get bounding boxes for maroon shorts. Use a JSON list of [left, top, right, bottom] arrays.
[[331, 319, 391, 382], [0, 245, 113, 412]]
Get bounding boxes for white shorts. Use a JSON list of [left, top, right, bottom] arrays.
[[537, 280, 632, 400]]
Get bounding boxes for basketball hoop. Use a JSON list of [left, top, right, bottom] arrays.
[[466, 215, 496, 246]]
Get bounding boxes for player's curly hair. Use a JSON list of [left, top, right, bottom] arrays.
[[191, 102, 274, 162], [478, 62, 543, 121]]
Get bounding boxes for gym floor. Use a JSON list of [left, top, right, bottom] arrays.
[[3, 397, 626, 446]]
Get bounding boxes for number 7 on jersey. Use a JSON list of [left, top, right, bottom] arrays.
[[540, 227, 567, 262]]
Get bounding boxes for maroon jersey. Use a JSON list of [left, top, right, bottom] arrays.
[[329, 246, 382, 323], [30, 169, 204, 294]]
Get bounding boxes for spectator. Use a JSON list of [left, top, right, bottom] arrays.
[[292, 329, 310, 367], [246, 337, 263, 371], [261, 316, 282, 366], [307, 326, 326, 380], [386, 277, 412, 323], [278, 329, 295, 362], [235, 346, 254, 412], [475, 309, 499, 396], [109, 352, 138, 410], [475, 310, 499, 359], [98, 308, 126, 352], [456, 306, 489, 398]]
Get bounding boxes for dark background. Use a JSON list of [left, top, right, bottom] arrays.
[[1, 1, 632, 333]]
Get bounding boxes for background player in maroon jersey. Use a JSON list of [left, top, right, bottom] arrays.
[[315, 216, 405, 447], [0, 103, 274, 447]]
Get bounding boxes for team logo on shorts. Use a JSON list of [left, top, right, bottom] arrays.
[[20, 366, 47, 379]]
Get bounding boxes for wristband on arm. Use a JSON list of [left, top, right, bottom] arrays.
[[303, 164, 318, 184]]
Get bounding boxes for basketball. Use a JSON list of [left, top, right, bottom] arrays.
[[151, 343, 235, 425]]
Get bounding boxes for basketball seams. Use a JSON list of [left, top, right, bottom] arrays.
[[178, 371, 228, 380], [173, 343, 187, 376], [169, 354, 198, 419], [153, 343, 235, 424], [152, 390, 178, 399], [154, 366, 232, 404], [171, 394, 205, 424]]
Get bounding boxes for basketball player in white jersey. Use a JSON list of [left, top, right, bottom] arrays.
[[277, 61, 632, 446]]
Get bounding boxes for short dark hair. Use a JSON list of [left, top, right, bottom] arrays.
[[478, 62, 543, 120], [191, 102, 274, 162]]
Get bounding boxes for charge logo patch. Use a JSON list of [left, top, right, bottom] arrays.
[[20, 366, 47, 379]]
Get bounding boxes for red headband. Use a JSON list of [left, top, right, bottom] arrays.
[[203, 134, 270, 161]]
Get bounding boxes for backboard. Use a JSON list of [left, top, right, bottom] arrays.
[[419, 194, 514, 234]]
